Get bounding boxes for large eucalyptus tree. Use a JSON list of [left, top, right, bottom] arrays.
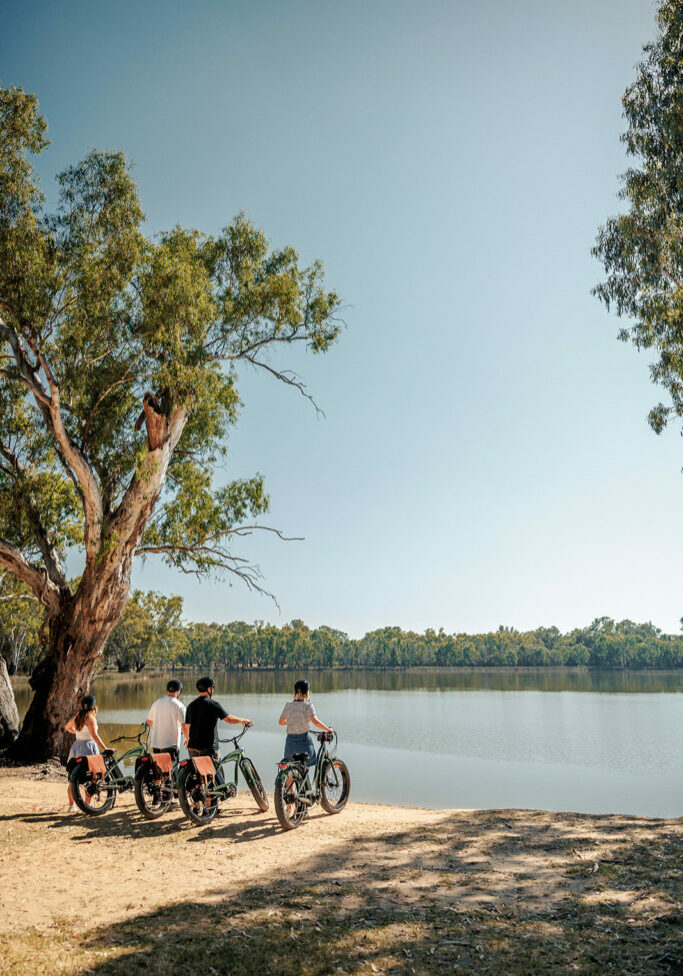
[[0, 86, 341, 759], [593, 0, 683, 438]]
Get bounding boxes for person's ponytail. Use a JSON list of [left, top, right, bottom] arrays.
[[74, 695, 97, 731]]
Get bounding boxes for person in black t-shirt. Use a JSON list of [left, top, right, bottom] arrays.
[[182, 676, 253, 775]]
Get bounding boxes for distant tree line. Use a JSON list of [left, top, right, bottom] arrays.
[[2, 579, 681, 675], [172, 617, 682, 671]]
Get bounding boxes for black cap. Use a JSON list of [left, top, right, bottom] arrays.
[[196, 676, 215, 693], [167, 679, 183, 693], [80, 695, 96, 709]]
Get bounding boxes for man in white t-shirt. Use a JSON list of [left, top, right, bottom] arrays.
[[146, 680, 186, 759]]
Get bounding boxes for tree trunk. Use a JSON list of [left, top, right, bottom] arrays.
[[14, 579, 131, 761], [0, 657, 21, 747], [10, 408, 187, 762]]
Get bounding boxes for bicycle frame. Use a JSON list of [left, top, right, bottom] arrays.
[[279, 732, 339, 803], [205, 744, 247, 800], [179, 727, 252, 802], [105, 742, 148, 790], [71, 726, 150, 793]]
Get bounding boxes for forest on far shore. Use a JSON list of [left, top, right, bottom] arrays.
[[2, 581, 681, 675]]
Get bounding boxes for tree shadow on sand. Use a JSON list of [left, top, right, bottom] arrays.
[[34, 809, 681, 976]]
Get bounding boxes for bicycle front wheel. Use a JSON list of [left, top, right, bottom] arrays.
[[274, 767, 306, 830], [71, 765, 116, 816], [134, 765, 174, 820], [240, 757, 269, 812], [320, 759, 350, 814], [178, 767, 218, 826]]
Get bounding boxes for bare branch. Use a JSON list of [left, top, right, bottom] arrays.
[[137, 542, 279, 607], [224, 524, 304, 542], [237, 355, 324, 417]]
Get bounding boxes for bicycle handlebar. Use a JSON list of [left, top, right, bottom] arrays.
[[217, 723, 253, 746], [110, 723, 149, 745]]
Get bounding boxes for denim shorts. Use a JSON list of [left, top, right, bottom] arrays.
[[284, 732, 316, 767]]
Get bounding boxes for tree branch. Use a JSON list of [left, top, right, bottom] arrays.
[[109, 405, 188, 557], [137, 542, 279, 605], [0, 313, 104, 562], [0, 442, 68, 589], [80, 354, 142, 451], [0, 539, 60, 613], [236, 355, 324, 416]]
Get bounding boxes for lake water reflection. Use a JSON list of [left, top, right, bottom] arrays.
[[13, 669, 682, 817]]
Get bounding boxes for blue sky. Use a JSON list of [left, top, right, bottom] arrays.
[[2, 0, 681, 636]]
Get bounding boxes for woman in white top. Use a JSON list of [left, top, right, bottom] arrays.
[[278, 679, 333, 767], [64, 695, 109, 812]]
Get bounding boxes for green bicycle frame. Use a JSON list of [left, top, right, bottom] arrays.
[[70, 727, 149, 793], [282, 734, 340, 803], [200, 744, 250, 800], [103, 740, 148, 791]]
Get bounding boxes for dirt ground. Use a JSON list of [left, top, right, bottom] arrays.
[[0, 766, 680, 975]]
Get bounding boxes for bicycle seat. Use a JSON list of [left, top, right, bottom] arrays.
[[291, 752, 309, 762]]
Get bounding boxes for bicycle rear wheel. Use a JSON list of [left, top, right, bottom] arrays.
[[71, 766, 116, 816], [240, 757, 269, 812], [320, 759, 350, 814], [274, 767, 306, 830], [134, 765, 174, 819], [178, 767, 218, 826]]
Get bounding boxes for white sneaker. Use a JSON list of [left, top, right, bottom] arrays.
[[67, 803, 78, 813]]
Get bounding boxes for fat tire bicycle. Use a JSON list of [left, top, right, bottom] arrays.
[[177, 725, 269, 827], [69, 724, 151, 816], [133, 747, 180, 820], [274, 730, 350, 831]]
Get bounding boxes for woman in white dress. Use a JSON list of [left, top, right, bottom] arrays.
[[64, 695, 109, 812]]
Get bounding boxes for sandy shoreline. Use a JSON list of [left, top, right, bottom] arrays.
[[1, 766, 681, 975]]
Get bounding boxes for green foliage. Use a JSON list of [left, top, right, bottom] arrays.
[[593, 1, 683, 436], [0, 572, 43, 674], [94, 613, 682, 674], [104, 589, 188, 672], [0, 85, 342, 604]]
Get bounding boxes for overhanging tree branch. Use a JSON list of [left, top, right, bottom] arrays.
[[0, 313, 104, 561], [0, 540, 60, 613], [0, 442, 68, 589]]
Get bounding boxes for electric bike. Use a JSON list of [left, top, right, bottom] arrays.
[[177, 725, 269, 826], [273, 730, 350, 830]]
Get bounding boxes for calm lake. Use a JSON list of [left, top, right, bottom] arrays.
[[13, 669, 683, 817]]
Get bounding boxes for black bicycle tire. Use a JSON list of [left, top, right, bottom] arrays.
[[178, 766, 218, 826], [274, 767, 306, 830], [71, 765, 116, 816], [240, 757, 269, 812], [320, 758, 350, 814], [134, 765, 173, 820]]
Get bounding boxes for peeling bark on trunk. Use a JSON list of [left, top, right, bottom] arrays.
[[12, 408, 187, 762], [0, 657, 21, 747], [15, 577, 131, 761]]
